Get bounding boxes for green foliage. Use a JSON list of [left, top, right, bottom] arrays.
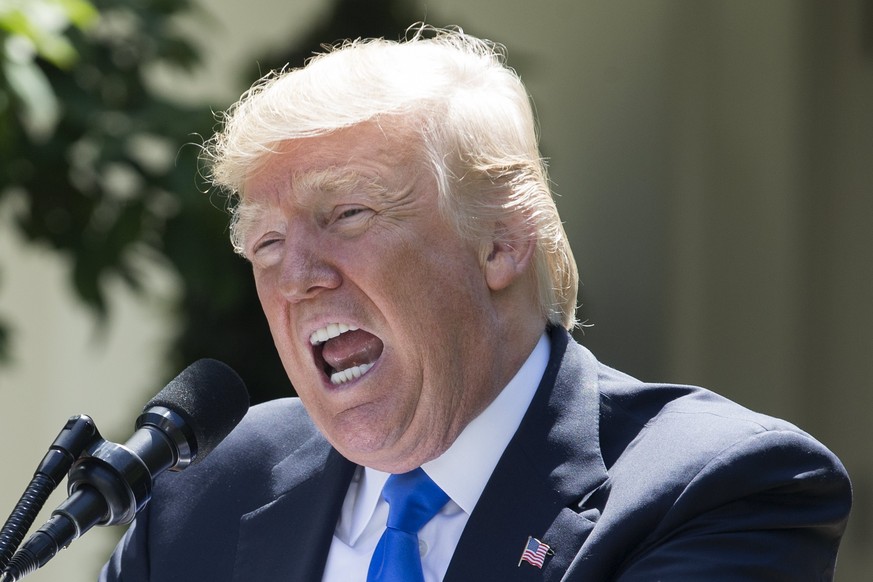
[[1, 0, 203, 312], [0, 0, 290, 400], [0, 0, 425, 400]]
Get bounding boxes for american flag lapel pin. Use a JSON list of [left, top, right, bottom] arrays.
[[518, 536, 554, 569]]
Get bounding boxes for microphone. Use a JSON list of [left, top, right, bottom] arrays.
[[1, 359, 249, 581]]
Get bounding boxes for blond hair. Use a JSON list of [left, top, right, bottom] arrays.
[[203, 25, 578, 329]]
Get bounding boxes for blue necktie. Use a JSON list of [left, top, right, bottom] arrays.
[[367, 468, 450, 582]]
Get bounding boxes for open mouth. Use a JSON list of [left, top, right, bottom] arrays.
[[310, 323, 384, 385]]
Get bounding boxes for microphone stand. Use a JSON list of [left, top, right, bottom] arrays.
[[1, 359, 248, 580], [1, 407, 189, 580], [0, 416, 99, 573]]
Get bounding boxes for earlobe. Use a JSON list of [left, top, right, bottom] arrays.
[[484, 222, 536, 292]]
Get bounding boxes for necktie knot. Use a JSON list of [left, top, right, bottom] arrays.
[[367, 468, 449, 582], [383, 468, 450, 534]]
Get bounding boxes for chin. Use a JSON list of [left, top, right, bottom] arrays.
[[331, 429, 437, 472], [328, 416, 402, 459]]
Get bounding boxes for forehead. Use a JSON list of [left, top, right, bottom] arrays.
[[241, 122, 422, 205]]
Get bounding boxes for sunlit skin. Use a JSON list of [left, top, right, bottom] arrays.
[[241, 122, 544, 473]]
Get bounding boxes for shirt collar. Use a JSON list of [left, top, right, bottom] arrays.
[[348, 332, 550, 541]]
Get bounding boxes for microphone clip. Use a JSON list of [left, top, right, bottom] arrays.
[[65, 405, 195, 528]]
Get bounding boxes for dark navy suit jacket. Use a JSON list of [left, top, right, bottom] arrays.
[[101, 328, 851, 580]]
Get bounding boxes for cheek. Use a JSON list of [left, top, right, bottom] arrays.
[[252, 274, 298, 359], [254, 272, 284, 320]]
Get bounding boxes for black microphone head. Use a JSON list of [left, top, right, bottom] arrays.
[[144, 359, 249, 463]]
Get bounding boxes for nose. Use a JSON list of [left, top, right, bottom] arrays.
[[277, 230, 342, 302]]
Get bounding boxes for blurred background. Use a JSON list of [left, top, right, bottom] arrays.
[[1, 0, 870, 580]]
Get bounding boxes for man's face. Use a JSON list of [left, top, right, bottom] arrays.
[[241, 123, 507, 472]]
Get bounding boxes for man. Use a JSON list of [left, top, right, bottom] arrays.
[[101, 26, 851, 581]]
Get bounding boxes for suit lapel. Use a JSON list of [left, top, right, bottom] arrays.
[[228, 328, 606, 581], [232, 432, 355, 581], [444, 328, 608, 581]]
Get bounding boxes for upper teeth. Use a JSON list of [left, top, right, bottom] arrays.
[[310, 323, 358, 346]]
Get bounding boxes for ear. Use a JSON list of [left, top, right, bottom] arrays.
[[483, 220, 536, 292]]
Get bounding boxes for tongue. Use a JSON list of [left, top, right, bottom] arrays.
[[322, 329, 384, 373]]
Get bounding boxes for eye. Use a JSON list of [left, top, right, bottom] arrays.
[[249, 234, 284, 260], [336, 206, 366, 221], [328, 205, 374, 229]]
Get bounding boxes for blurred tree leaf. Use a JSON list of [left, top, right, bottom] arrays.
[[0, 0, 292, 401], [0, 0, 98, 140], [0, 0, 98, 68], [3, 55, 59, 140], [0, 0, 439, 404]]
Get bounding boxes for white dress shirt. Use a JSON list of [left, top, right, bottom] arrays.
[[322, 333, 550, 581]]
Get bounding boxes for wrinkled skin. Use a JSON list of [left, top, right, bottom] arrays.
[[242, 122, 542, 472]]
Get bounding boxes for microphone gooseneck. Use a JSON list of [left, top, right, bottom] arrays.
[[0, 415, 99, 573], [1, 359, 249, 581]]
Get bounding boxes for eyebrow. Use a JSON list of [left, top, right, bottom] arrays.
[[234, 167, 390, 253], [292, 167, 389, 199]]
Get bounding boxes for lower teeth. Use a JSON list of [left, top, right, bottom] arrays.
[[330, 362, 375, 385]]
